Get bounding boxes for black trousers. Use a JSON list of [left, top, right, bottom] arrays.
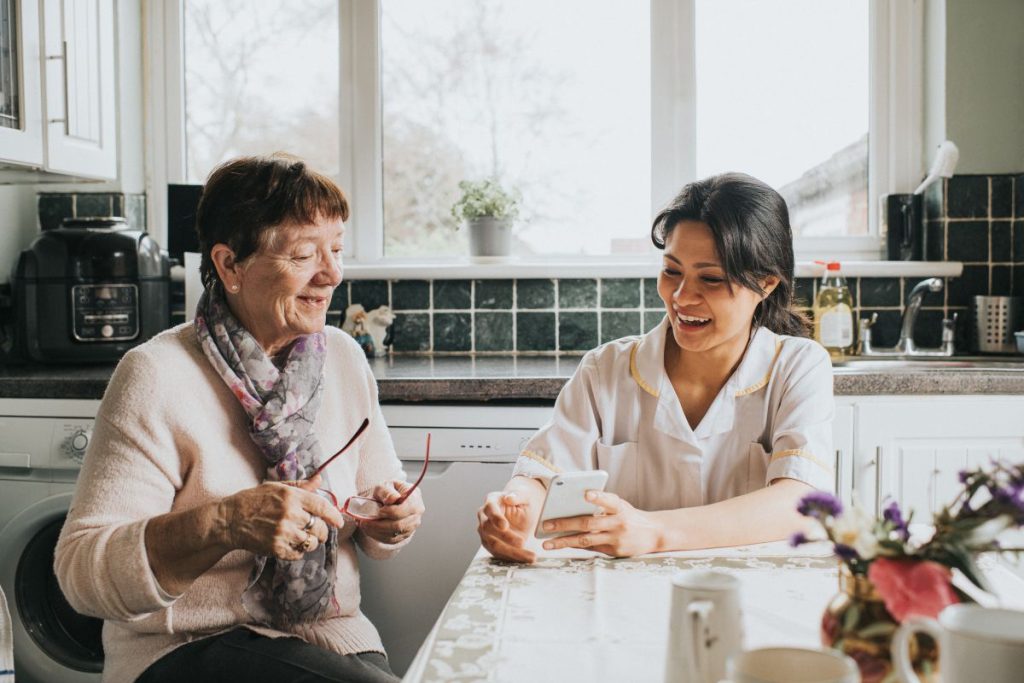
[[136, 628, 400, 683]]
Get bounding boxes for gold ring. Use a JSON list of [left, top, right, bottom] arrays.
[[302, 513, 317, 532], [301, 533, 315, 552]]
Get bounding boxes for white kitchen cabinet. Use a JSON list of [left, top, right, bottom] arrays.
[[850, 396, 1024, 517], [832, 399, 854, 504], [0, 0, 116, 179], [0, 0, 44, 165]]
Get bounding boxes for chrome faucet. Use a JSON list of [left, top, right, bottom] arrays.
[[859, 277, 956, 357]]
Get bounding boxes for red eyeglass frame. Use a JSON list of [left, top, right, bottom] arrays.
[[313, 423, 430, 522]]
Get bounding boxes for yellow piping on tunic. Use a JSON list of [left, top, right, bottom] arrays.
[[629, 342, 660, 398], [520, 449, 563, 474], [735, 340, 785, 396], [770, 448, 833, 473]]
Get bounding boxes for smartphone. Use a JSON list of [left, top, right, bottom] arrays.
[[534, 470, 609, 539]]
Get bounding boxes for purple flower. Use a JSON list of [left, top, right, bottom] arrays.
[[789, 532, 809, 547], [883, 501, 910, 540], [958, 469, 972, 484], [1009, 465, 1024, 488], [833, 543, 860, 562], [797, 492, 843, 519]]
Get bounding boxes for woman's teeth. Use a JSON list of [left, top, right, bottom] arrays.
[[677, 314, 711, 326]]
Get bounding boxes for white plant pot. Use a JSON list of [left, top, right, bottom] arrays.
[[466, 217, 513, 258]]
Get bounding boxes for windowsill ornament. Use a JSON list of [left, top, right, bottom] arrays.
[[341, 304, 395, 358]]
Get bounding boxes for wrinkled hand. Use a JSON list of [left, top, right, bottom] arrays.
[[221, 474, 344, 562], [477, 491, 538, 563], [357, 480, 425, 545], [539, 491, 662, 558]]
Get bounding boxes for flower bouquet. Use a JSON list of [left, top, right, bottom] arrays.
[[792, 460, 1024, 683]]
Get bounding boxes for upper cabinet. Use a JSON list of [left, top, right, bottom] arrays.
[[0, 0, 116, 180], [0, 0, 44, 166]]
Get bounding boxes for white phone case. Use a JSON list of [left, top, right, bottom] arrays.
[[534, 470, 609, 539]]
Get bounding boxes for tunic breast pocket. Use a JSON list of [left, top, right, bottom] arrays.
[[595, 441, 638, 502], [747, 442, 770, 493]]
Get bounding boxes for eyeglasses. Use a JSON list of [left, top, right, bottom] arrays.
[[302, 418, 430, 522], [312, 418, 370, 478]]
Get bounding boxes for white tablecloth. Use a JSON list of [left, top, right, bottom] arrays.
[[403, 541, 840, 683]]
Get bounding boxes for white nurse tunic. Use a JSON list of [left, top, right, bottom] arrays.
[[512, 317, 835, 512]]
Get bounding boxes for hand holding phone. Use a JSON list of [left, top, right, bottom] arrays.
[[534, 470, 609, 539]]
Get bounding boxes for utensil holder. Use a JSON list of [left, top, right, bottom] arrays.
[[972, 296, 1021, 354]]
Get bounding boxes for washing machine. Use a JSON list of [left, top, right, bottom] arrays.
[[0, 398, 103, 683]]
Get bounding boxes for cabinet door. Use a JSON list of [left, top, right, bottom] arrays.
[[855, 397, 1024, 517], [0, 0, 44, 165], [833, 400, 854, 504], [41, 0, 115, 178]]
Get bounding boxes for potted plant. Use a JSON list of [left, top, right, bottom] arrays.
[[450, 178, 521, 260]]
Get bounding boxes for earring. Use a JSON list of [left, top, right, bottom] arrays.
[[229, 284, 240, 293]]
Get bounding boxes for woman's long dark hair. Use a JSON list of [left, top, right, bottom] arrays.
[[651, 172, 810, 338]]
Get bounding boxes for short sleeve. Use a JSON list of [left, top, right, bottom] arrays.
[[764, 345, 835, 492], [511, 354, 603, 486]]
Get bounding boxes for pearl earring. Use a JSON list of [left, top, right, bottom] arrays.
[[229, 284, 240, 293]]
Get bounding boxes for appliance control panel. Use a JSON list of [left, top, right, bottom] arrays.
[[71, 284, 140, 342], [0, 416, 96, 481], [389, 427, 536, 463]]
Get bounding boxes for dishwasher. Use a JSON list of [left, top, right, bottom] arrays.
[[364, 403, 553, 676]]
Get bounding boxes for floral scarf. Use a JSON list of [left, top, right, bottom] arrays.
[[194, 284, 339, 628]]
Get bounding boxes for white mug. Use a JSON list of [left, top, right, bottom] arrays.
[[726, 647, 859, 683], [664, 570, 743, 683], [892, 604, 1024, 683]]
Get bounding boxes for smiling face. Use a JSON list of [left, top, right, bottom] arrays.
[[657, 220, 778, 358], [213, 215, 344, 356]]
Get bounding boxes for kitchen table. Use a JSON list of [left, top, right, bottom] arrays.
[[402, 541, 838, 682], [402, 541, 1024, 683]]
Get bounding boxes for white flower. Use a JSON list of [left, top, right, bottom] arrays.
[[965, 515, 1013, 548], [831, 504, 879, 560]]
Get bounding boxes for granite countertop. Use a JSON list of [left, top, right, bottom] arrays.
[[2, 355, 1024, 401]]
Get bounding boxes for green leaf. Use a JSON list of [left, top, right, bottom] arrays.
[[842, 603, 861, 632], [857, 621, 897, 639]]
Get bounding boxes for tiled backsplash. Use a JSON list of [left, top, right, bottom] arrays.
[[852, 173, 1024, 349], [51, 177, 1024, 355], [324, 278, 668, 354]]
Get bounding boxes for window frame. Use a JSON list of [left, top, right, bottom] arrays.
[[146, 0, 923, 271]]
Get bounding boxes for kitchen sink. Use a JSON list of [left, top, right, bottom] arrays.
[[831, 356, 1024, 372]]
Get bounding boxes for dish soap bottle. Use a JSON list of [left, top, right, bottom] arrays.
[[814, 261, 854, 357]]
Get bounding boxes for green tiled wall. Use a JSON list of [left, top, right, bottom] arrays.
[[329, 278, 664, 355]]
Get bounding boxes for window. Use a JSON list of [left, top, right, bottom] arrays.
[[158, 0, 920, 266], [694, 0, 868, 239], [182, 0, 340, 182], [380, 0, 651, 258]]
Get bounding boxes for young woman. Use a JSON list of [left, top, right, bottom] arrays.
[[477, 172, 833, 562]]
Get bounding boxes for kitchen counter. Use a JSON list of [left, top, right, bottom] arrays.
[[2, 355, 1024, 401]]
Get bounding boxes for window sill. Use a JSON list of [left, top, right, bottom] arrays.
[[338, 260, 964, 280]]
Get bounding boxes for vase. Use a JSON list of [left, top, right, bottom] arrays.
[[821, 566, 939, 683], [466, 216, 513, 259]]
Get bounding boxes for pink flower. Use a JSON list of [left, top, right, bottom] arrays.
[[867, 557, 959, 621]]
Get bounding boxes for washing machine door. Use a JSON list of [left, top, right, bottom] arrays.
[[0, 491, 103, 683]]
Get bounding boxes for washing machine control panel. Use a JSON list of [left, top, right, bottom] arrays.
[[0, 414, 96, 482], [63, 427, 94, 464], [54, 422, 96, 468]]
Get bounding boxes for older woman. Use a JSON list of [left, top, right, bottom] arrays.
[[55, 154, 423, 683]]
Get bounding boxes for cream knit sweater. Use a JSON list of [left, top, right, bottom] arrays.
[[54, 323, 409, 683]]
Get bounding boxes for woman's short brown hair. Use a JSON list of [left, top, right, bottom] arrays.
[[196, 153, 349, 289]]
